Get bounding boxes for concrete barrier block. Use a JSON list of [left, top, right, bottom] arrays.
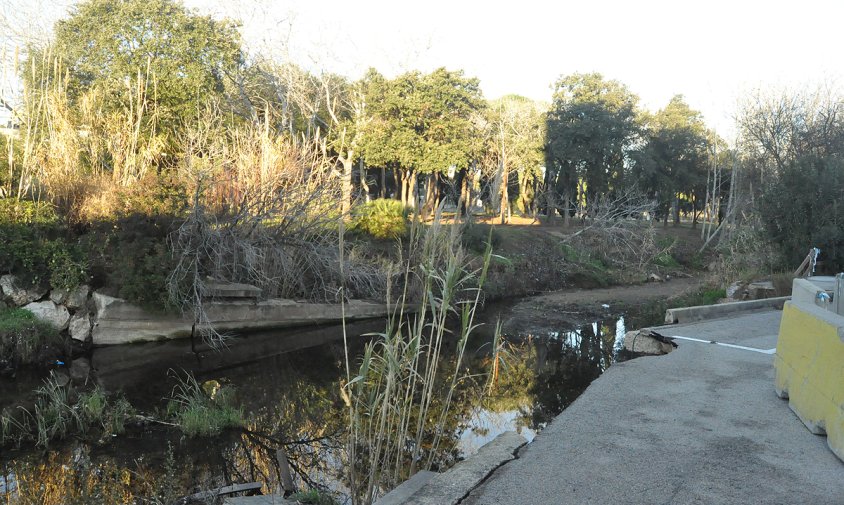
[[775, 301, 844, 461]]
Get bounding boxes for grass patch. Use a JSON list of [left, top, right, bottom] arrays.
[[0, 377, 134, 448], [289, 489, 340, 505], [0, 307, 60, 366], [700, 288, 727, 305], [166, 372, 243, 437]]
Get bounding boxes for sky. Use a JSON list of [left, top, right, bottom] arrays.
[[5, 0, 844, 139]]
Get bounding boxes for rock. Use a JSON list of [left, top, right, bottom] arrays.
[[0, 274, 47, 307], [623, 329, 675, 355], [52, 370, 70, 387], [69, 313, 91, 342], [726, 281, 744, 300], [50, 288, 69, 305], [66, 285, 90, 311], [648, 273, 664, 283], [23, 300, 71, 331], [69, 358, 91, 382]]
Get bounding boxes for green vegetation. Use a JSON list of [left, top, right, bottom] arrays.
[[0, 378, 134, 448], [350, 199, 409, 239], [166, 373, 244, 437], [0, 307, 59, 365], [290, 489, 340, 505]]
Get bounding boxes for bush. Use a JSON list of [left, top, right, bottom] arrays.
[[0, 198, 86, 290], [82, 214, 177, 310], [350, 199, 409, 240], [0, 307, 59, 366], [759, 156, 844, 272], [166, 373, 243, 437]]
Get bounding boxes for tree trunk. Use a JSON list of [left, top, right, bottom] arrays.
[[359, 158, 369, 203], [400, 170, 408, 206], [341, 153, 353, 216], [409, 170, 417, 209], [672, 193, 680, 225], [380, 167, 386, 199], [563, 190, 571, 228], [691, 195, 697, 229], [499, 167, 509, 224]]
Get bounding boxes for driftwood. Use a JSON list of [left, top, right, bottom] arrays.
[[173, 482, 263, 504]]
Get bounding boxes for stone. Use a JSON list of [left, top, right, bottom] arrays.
[[69, 312, 91, 342], [52, 370, 70, 387], [66, 285, 90, 311], [0, 274, 47, 307], [50, 288, 69, 305], [622, 330, 675, 355], [648, 273, 664, 283], [23, 300, 71, 331], [726, 281, 745, 300], [69, 358, 91, 382]]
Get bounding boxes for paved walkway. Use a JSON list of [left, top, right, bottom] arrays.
[[464, 310, 844, 505]]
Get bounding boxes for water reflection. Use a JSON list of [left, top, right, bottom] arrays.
[[1, 314, 626, 503]]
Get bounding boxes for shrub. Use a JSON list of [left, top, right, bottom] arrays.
[[0, 307, 59, 366], [759, 156, 844, 272], [166, 373, 243, 437], [0, 198, 86, 290], [350, 199, 409, 240], [82, 214, 176, 310]]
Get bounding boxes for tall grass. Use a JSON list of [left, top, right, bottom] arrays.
[[165, 372, 243, 437], [343, 208, 493, 504]]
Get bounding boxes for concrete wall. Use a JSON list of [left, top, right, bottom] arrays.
[[92, 293, 390, 345], [774, 300, 844, 462]]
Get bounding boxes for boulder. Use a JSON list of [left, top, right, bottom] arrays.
[[69, 358, 91, 382], [1, 274, 47, 307], [23, 300, 71, 331], [66, 285, 90, 311], [69, 313, 92, 342], [622, 329, 675, 355], [52, 370, 71, 387], [50, 288, 69, 305]]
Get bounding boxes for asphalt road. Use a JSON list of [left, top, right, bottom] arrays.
[[464, 310, 844, 505]]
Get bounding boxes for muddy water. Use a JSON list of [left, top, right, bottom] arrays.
[[0, 302, 628, 503]]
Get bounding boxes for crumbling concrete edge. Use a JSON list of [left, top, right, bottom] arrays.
[[390, 431, 527, 505]]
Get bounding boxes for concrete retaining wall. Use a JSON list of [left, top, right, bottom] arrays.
[[664, 296, 790, 324], [774, 300, 844, 462], [92, 294, 390, 346]]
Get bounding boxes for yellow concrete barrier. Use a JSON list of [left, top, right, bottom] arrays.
[[775, 301, 844, 461]]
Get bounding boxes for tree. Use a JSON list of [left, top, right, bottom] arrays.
[[743, 86, 844, 271], [544, 73, 639, 226], [637, 95, 711, 225], [483, 95, 545, 222], [360, 68, 484, 210], [41, 0, 242, 135]]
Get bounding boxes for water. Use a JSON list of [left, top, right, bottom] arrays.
[[0, 306, 627, 504]]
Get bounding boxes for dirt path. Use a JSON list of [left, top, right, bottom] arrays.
[[526, 275, 702, 307], [480, 276, 703, 336]]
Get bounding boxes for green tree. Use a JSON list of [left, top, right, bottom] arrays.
[[361, 68, 484, 210], [544, 73, 639, 225], [637, 95, 711, 225], [40, 0, 242, 136]]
